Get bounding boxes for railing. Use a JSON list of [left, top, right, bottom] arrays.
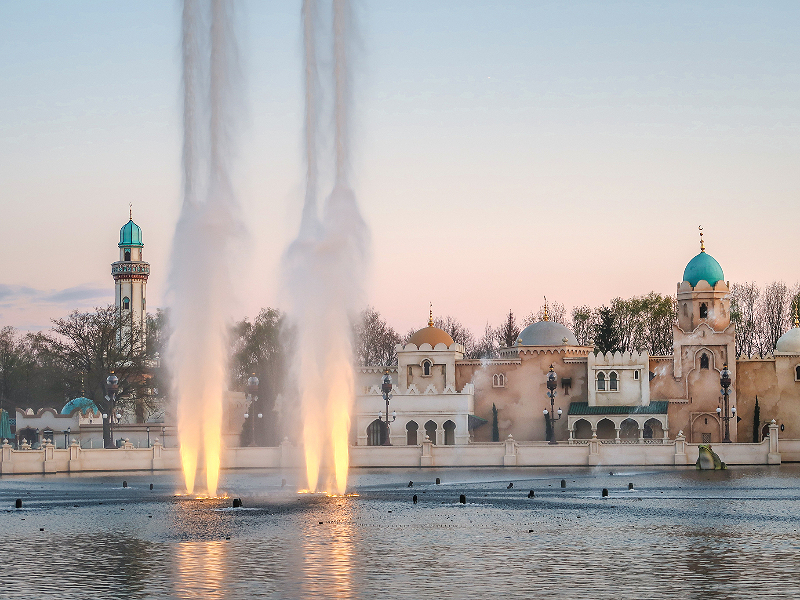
[[111, 262, 150, 275]]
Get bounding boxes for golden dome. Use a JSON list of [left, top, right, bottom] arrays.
[[408, 324, 454, 348]]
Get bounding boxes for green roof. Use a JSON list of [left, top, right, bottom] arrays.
[[119, 219, 143, 247], [568, 401, 669, 416], [683, 252, 724, 287]]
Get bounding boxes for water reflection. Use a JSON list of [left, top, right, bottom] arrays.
[[173, 540, 228, 600], [302, 497, 355, 599]]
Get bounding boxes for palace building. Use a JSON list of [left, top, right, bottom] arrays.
[[354, 235, 800, 446]]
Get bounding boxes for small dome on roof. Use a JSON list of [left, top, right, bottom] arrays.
[[61, 397, 99, 415], [683, 252, 724, 287], [408, 324, 454, 348], [518, 320, 578, 346], [120, 219, 143, 248], [776, 313, 800, 353]]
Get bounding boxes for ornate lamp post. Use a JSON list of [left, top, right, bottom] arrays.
[[104, 373, 119, 449], [543, 364, 563, 445], [63, 428, 70, 448], [161, 426, 166, 448], [378, 371, 397, 445], [717, 363, 734, 443], [146, 426, 150, 448], [246, 374, 259, 446]]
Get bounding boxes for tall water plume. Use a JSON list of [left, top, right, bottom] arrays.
[[168, 0, 242, 497], [283, 0, 369, 494]]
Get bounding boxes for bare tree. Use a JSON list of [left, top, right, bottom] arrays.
[[44, 305, 153, 444], [524, 300, 567, 326], [433, 316, 476, 357], [759, 281, 792, 354], [474, 322, 499, 359], [353, 307, 401, 366], [570, 305, 596, 346], [731, 282, 760, 357]]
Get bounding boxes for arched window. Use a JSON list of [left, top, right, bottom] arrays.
[[609, 371, 618, 391], [124, 250, 131, 261], [422, 360, 432, 376], [492, 373, 505, 388], [596, 372, 606, 391], [683, 303, 688, 316], [700, 303, 708, 319], [443, 420, 456, 445], [424, 420, 437, 444], [795, 365, 800, 381], [406, 421, 419, 445], [700, 354, 709, 369], [122, 297, 130, 310], [366, 419, 383, 446]]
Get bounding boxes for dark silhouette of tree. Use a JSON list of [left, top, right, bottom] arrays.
[[496, 310, 520, 348], [594, 307, 621, 354], [492, 403, 499, 442], [353, 307, 401, 366], [753, 396, 761, 443]]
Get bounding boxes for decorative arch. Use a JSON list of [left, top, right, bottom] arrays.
[[122, 297, 130, 310], [492, 373, 506, 388], [609, 371, 619, 391], [421, 359, 432, 376], [366, 419, 383, 446], [596, 418, 615, 440], [643, 417, 664, 439], [573, 419, 592, 440], [596, 371, 606, 391], [443, 420, 456, 445], [405, 420, 419, 446], [424, 420, 437, 444]]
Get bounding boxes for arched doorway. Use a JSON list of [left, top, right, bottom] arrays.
[[761, 424, 770, 442], [619, 419, 639, 441], [424, 420, 437, 444], [573, 419, 592, 440], [366, 419, 384, 446], [691, 414, 720, 444], [644, 418, 664, 440], [443, 420, 456, 445], [596, 419, 615, 440], [406, 421, 419, 445]]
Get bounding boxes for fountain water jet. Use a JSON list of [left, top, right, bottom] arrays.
[[168, 0, 242, 498], [283, 0, 368, 495]]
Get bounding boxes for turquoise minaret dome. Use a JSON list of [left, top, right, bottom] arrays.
[[683, 227, 724, 287], [119, 218, 143, 248]]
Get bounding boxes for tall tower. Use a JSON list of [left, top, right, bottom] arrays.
[[112, 211, 150, 349]]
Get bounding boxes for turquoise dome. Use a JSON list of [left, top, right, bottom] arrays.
[[119, 219, 143, 247], [61, 397, 99, 415], [683, 252, 724, 287]]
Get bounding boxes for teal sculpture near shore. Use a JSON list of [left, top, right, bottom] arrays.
[[696, 444, 726, 470]]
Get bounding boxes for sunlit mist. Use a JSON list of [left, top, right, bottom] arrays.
[[169, 0, 243, 497], [283, 0, 369, 495]]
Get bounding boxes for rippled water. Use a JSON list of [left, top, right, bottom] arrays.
[[2, 466, 800, 599]]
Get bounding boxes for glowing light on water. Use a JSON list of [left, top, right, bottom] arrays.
[[169, 0, 242, 497], [284, 0, 368, 495]]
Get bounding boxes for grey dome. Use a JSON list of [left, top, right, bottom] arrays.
[[776, 327, 800, 354], [517, 320, 578, 346]]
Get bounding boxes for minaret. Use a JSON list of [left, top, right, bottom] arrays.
[[112, 208, 150, 349]]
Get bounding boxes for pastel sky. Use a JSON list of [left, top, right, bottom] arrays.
[[1, 1, 798, 335]]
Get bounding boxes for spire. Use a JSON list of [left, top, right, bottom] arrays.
[[699, 225, 705, 253], [543, 297, 550, 321], [428, 303, 433, 327], [129, 203, 133, 221]]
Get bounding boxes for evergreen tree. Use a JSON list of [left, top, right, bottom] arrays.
[[593, 307, 621, 354], [753, 396, 761, 443], [496, 310, 520, 348], [492, 403, 499, 442]]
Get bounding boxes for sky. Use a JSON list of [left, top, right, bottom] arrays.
[[1, 1, 798, 335]]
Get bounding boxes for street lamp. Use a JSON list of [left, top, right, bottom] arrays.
[[377, 371, 397, 445], [543, 364, 563, 445], [105, 373, 119, 449], [146, 426, 150, 448], [161, 426, 166, 448], [719, 363, 733, 443], [63, 427, 71, 448], [246, 374, 259, 446]]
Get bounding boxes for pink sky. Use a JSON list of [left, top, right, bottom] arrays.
[[1, 1, 798, 335]]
